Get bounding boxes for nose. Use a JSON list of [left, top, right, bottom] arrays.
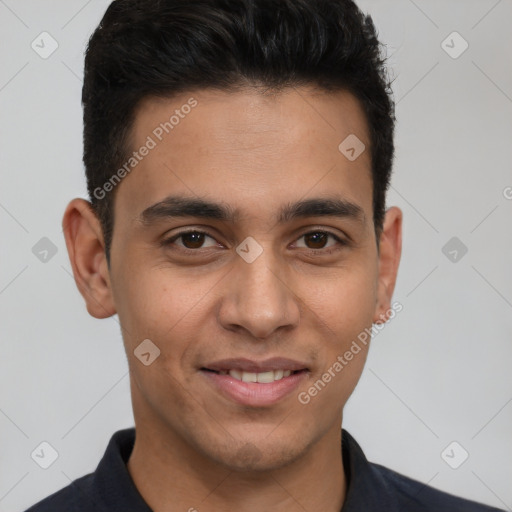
[[217, 245, 300, 340]]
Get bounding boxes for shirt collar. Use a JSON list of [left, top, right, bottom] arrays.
[[341, 429, 400, 510], [91, 428, 152, 511]]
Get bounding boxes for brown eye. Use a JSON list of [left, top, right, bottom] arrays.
[[295, 231, 345, 251], [303, 232, 329, 249], [162, 230, 218, 251], [180, 232, 207, 249]]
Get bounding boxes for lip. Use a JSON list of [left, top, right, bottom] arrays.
[[201, 368, 308, 407], [202, 357, 309, 373]]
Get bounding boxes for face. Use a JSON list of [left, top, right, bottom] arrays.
[[64, 86, 402, 472]]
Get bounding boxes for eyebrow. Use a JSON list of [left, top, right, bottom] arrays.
[[138, 195, 366, 227]]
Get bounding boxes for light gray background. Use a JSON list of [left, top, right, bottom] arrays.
[[1, 1, 511, 511]]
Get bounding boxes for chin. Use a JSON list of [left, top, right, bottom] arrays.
[[203, 437, 308, 473]]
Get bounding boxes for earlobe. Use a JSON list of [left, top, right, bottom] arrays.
[[373, 206, 403, 324], [62, 198, 116, 319]]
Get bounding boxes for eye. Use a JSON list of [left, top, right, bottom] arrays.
[[162, 230, 219, 251], [294, 230, 346, 253]]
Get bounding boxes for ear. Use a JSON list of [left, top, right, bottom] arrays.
[[373, 206, 402, 324], [62, 198, 116, 319]]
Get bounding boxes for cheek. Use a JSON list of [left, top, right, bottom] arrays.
[[112, 263, 218, 346], [117, 267, 208, 406], [298, 260, 378, 338], [296, 275, 374, 416], [295, 261, 376, 401]]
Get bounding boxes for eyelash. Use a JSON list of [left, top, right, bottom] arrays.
[[161, 228, 348, 256]]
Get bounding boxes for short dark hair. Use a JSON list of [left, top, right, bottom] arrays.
[[83, 0, 395, 265]]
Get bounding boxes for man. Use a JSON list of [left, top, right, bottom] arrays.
[[25, 0, 504, 510]]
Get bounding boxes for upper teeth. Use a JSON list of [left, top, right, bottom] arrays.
[[219, 369, 293, 382]]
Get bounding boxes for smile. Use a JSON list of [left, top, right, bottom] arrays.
[[205, 369, 299, 383], [200, 367, 308, 407]]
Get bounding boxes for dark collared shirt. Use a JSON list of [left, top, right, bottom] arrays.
[[25, 428, 504, 511]]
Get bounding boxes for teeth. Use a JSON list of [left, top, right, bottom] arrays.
[[257, 371, 274, 383], [227, 369, 296, 383], [229, 369, 242, 380], [242, 372, 257, 383]]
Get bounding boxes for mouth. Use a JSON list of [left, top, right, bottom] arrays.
[[199, 358, 310, 406], [201, 368, 306, 383]]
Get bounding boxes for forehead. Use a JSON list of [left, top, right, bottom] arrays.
[[115, 86, 373, 229]]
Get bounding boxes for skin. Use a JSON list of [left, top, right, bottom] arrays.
[[63, 86, 402, 512]]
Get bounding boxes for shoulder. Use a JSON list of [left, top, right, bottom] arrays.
[[23, 428, 140, 512], [341, 429, 504, 512], [371, 462, 504, 512], [23, 473, 99, 512]]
